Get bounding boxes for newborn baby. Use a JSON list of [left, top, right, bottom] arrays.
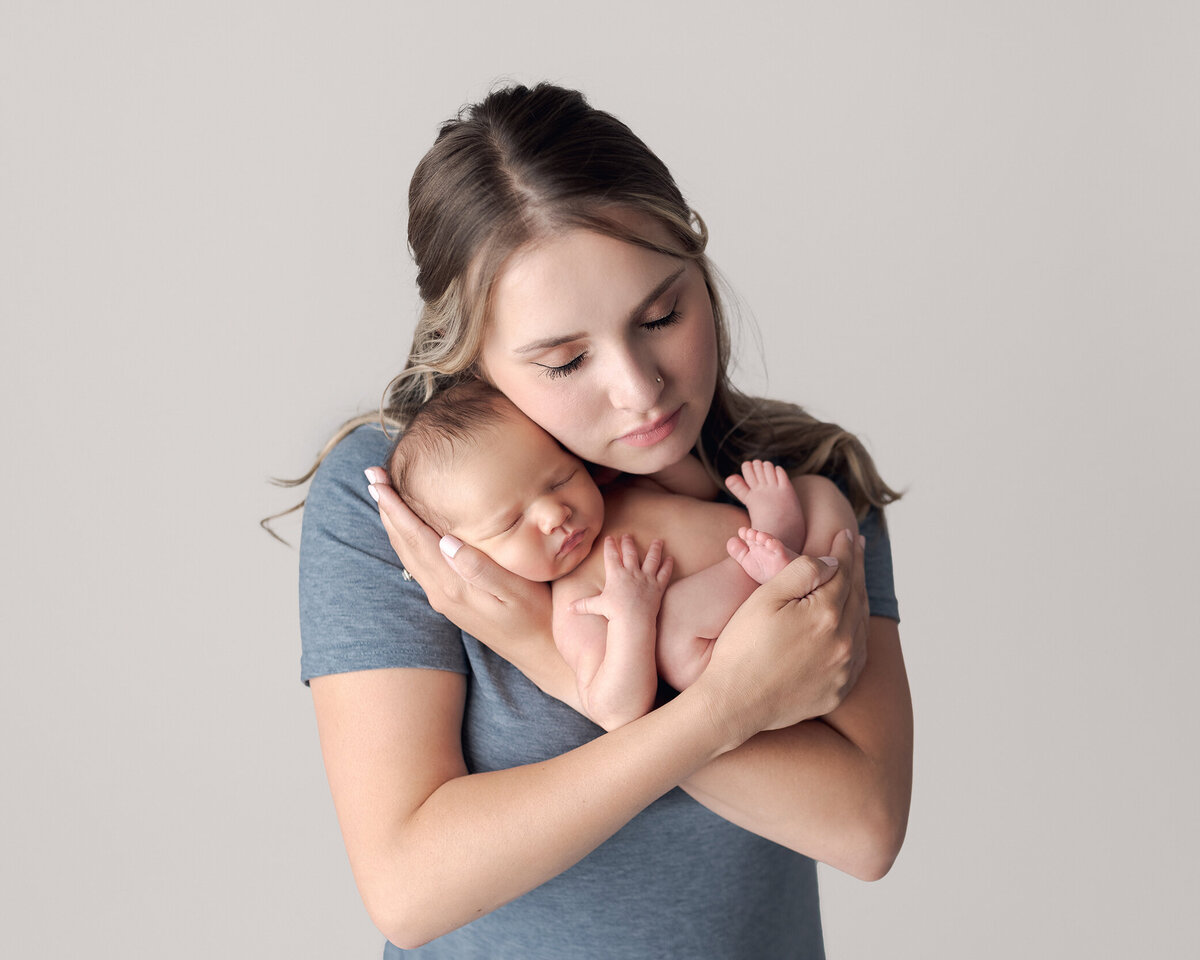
[[389, 380, 853, 728]]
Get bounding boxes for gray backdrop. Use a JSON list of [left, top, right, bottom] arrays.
[[3, 2, 1197, 957]]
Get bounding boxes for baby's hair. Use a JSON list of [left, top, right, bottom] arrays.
[[387, 379, 520, 533]]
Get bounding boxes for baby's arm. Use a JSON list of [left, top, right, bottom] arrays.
[[551, 535, 673, 731]]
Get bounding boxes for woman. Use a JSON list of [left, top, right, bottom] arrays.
[[298, 83, 912, 957]]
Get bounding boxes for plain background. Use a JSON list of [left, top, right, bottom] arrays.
[[3, 2, 1197, 957]]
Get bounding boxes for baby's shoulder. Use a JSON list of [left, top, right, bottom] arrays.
[[604, 483, 742, 529]]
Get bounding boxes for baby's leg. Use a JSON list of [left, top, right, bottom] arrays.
[[725, 460, 807, 552], [726, 526, 798, 585], [657, 463, 806, 691], [656, 562, 748, 690]]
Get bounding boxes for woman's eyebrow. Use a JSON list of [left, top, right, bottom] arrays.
[[512, 265, 686, 355], [626, 266, 685, 323]]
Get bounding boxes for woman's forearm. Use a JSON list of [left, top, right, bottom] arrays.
[[507, 619, 911, 880], [315, 667, 748, 950], [680, 616, 912, 879], [471, 545, 911, 878]]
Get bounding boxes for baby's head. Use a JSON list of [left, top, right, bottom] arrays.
[[388, 381, 604, 582]]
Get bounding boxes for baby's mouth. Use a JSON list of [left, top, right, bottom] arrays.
[[557, 529, 587, 559]]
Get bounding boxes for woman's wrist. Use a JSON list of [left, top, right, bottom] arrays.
[[677, 670, 764, 757]]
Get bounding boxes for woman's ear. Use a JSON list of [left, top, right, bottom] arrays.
[[470, 361, 493, 386]]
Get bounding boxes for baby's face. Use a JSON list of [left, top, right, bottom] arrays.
[[430, 409, 604, 582]]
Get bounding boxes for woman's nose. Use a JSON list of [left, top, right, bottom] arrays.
[[606, 349, 664, 412]]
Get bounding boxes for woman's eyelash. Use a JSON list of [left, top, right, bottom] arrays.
[[535, 310, 677, 379], [643, 309, 681, 331], [539, 353, 586, 379]]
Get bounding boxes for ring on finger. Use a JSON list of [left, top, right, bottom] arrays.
[[401, 568, 414, 582]]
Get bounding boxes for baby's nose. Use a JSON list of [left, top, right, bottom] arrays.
[[537, 498, 572, 533]]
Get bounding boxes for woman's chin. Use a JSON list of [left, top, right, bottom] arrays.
[[604, 435, 695, 476]]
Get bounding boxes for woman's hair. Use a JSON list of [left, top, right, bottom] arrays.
[[266, 83, 898, 538]]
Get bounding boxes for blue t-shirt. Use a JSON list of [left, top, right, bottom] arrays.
[[300, 424, 899, 959]]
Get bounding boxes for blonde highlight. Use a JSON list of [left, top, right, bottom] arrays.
[[264, 83, 898, 541]]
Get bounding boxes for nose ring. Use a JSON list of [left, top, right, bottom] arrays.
[[655, 376, 662, 384]]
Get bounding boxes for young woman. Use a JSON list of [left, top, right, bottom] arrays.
[[297, 83, 912, 957]]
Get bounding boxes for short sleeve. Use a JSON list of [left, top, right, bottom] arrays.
[[859, 506, 900, 622], [298, 424, 467, 684]]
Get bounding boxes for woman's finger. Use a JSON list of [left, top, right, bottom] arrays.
[[370, 472, 440, 561], [440, 535, 529, 604], [761, 553, 841, 605], [816, 528, 858, 611]]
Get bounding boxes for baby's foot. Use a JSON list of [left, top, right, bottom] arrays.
[[726, 527, 798, 585], [725, 460, 807, 551]]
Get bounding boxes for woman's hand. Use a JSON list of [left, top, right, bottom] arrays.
[[364, 467, 580, 707], [694, 528, 869, 748]]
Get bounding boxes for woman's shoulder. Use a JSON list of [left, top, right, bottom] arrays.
[[299, 422, 466, 684], [302, 422, 402, 531], [310, 423, 394, 496], [300, 423, 394, 550]]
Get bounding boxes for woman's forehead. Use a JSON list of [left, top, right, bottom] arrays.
[[488, 229, 684, 343]]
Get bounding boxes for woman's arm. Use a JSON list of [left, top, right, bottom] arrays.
[[367, 470, 911, 879], [680, 615, 912, 879], [312, 547, 849, 948], [676, 476, 911, 877], [665, 476, 911, 876]]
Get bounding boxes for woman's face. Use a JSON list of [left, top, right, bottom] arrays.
[[478, 219, 719, 475]]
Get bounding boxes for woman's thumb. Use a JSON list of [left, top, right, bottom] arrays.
[[762, 554, 839, 602], [440, 534, 487, 583]]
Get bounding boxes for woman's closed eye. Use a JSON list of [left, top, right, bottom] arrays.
[[536, 310, 679, 380], [538, 352, 586, 380], [642, 308, 681, 331]]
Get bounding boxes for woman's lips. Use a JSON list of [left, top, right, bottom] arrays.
[[617, 407, 682, 447]]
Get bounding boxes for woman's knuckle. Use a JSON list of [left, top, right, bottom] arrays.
[[813, 603, 838, 634]]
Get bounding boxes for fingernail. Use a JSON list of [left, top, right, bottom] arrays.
[[818, 556, 839, 567], [367, 484, 379, 503], [843, 528, 855, 543], [364, 468, 380, 484], [858, 534, 866, 549], [439, 534, 462, 558]]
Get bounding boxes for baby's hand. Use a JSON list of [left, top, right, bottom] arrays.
[[568, 535, 673, 621]]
